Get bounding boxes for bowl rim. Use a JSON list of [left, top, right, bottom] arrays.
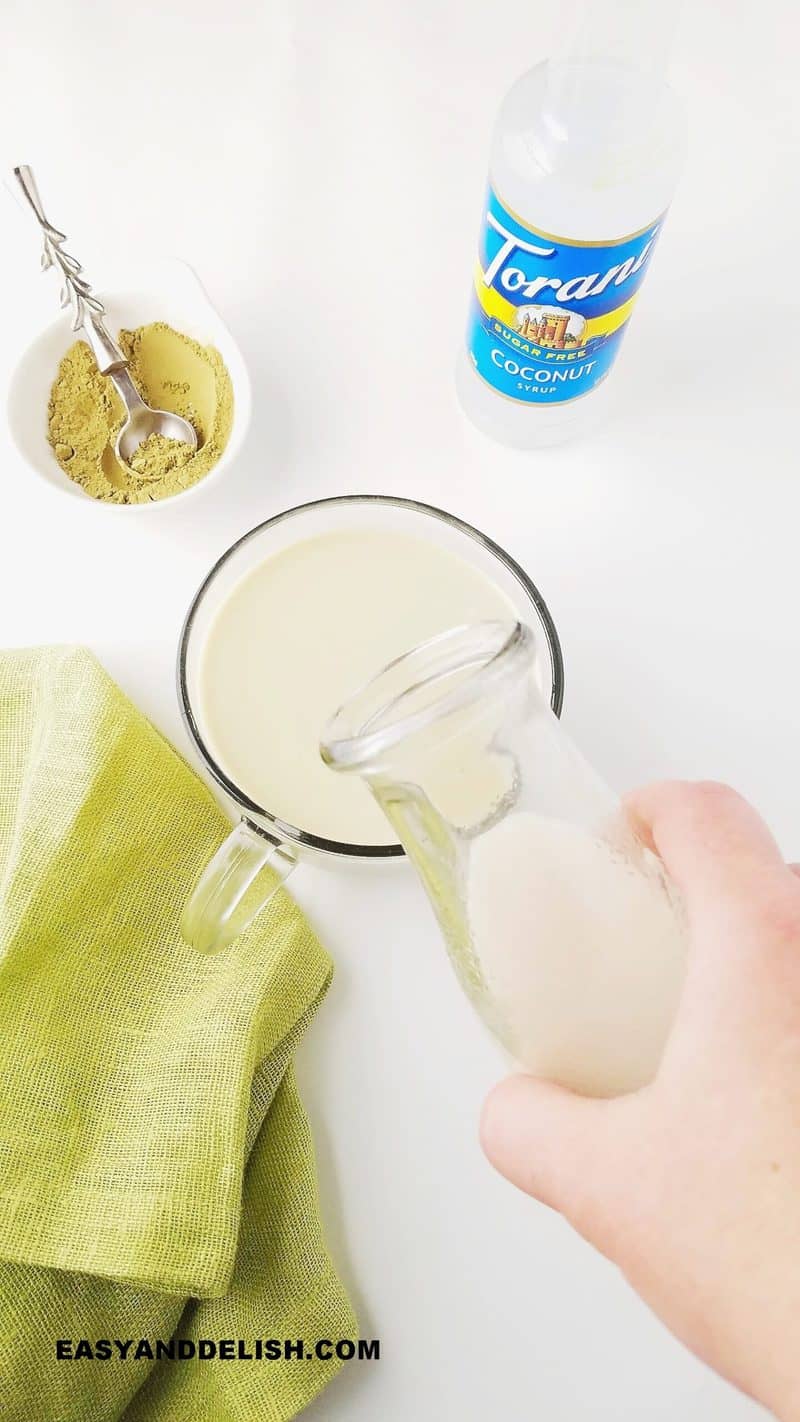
[[177, 492, 566, 861]]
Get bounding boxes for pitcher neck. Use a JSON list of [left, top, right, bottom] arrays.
[[320, 622, 538, 780]]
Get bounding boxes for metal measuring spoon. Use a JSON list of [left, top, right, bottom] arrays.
[[14, 165, 198, 478]]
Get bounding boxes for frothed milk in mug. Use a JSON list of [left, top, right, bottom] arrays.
[[196, 528, 518, 844]]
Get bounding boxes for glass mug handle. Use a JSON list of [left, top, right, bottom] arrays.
[[181, 818, 298, 955]]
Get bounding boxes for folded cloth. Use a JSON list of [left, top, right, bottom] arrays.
[[0, 647, 355, 1422]]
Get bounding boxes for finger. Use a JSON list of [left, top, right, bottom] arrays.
[[624, 781, 788, 919], [480, 1074, 638, 1258], [790, 864, 800, 880]]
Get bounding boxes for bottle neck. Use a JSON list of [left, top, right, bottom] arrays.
[[554, 0, 681, 81], [540, 60, 666, 152], [531, 0, 683, 184]]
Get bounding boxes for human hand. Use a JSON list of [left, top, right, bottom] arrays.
[[480, 782, 800, 1420]]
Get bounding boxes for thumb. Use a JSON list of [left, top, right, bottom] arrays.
[[480, 1074, 638, 1258]]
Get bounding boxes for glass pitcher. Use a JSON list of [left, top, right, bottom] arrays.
[[321, 622, 687, 1098], [177, 495, 564, 955]]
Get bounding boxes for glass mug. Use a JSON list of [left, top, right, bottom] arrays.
[[177, 495, 564, 955], [321, 621, 687, 1097]]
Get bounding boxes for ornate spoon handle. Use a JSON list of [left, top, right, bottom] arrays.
[[13, 165, 128, 374]]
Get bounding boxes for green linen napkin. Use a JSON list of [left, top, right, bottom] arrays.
[[0, 646, 355, 1421]]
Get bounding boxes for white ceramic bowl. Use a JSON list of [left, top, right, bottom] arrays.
[[6, 256, 251, 510]]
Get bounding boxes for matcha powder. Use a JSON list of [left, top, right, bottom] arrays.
[[47, 322, 234, 504]]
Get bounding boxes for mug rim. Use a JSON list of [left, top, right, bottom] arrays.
[[176, 493, 565, 860]]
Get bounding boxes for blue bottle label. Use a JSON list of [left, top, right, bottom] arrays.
[[466, 187, 664, 405]]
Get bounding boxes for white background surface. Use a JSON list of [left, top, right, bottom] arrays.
[[1, 1, 798, 1417]]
